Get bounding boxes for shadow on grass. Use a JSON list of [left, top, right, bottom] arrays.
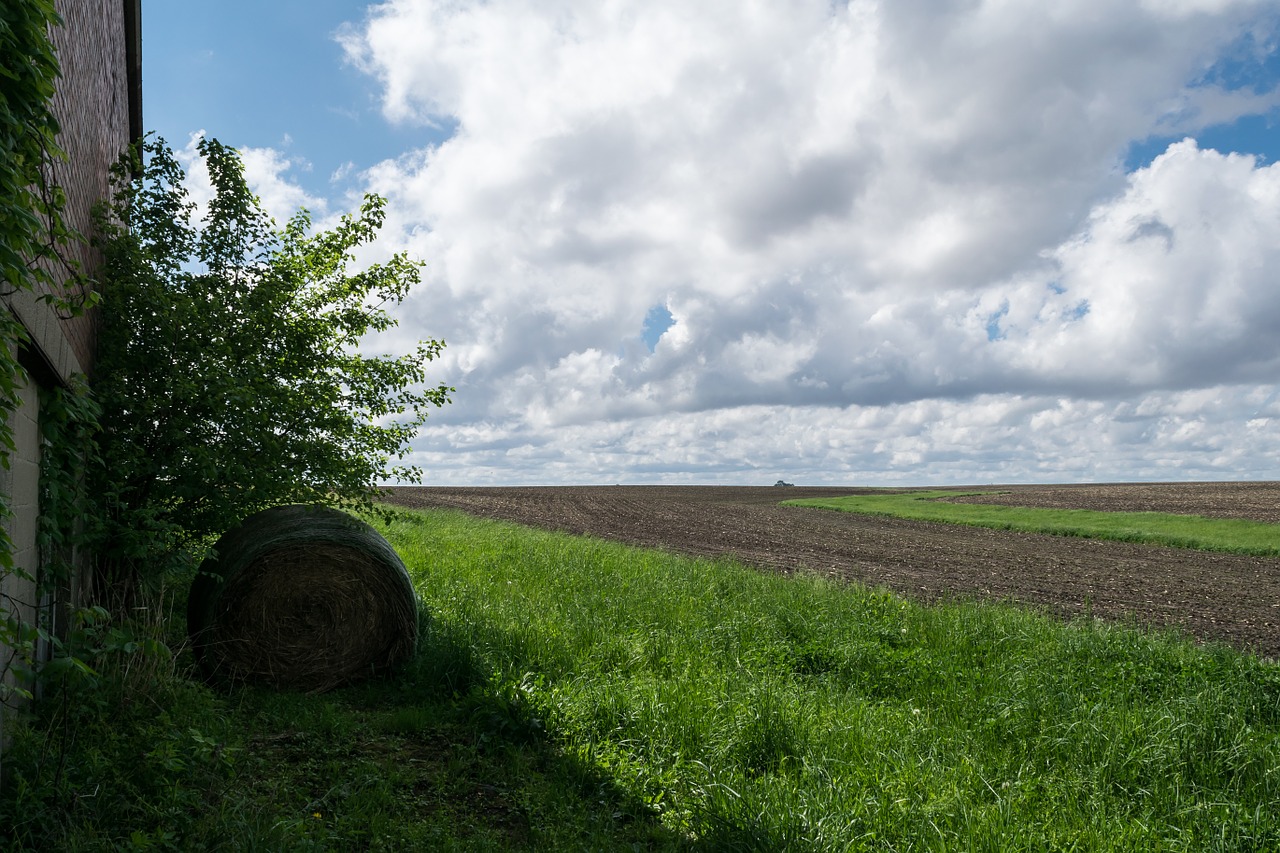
[[229, 608, 699, 850], [328, 607, 813, 851], [3, 599, 796, 848]]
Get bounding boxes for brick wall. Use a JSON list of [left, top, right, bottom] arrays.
[[1, 0, 138, 764], [44, 0, 135, 374]]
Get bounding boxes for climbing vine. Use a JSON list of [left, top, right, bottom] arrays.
[[0, 0, 102, 709], [1, 0, 60, 554]]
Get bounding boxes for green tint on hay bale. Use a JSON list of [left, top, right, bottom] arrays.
[[188, 505, 418, 693]]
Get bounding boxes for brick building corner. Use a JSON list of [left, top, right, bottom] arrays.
[[1, 0, 142, 763]]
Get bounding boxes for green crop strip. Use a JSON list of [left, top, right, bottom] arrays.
[[785, 490, 1280, 555]]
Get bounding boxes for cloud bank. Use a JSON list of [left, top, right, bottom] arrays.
[[272, 0, 1280, 484]]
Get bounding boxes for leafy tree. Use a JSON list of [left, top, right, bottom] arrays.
[[89, 135, 452, 592]]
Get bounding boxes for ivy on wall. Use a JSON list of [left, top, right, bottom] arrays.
[[0, 0, 102, 708], [1, 0, 63, 554]]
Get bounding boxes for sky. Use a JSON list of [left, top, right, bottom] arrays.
[[143, 0, 1280, 487]]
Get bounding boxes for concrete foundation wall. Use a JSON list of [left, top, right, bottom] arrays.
[[1, 375, 43, 658], [0, 375, 43, 756]]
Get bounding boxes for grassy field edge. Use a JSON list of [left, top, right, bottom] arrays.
[[3, 504, 1277, 851]]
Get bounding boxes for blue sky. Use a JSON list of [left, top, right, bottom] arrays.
[[144, 1, 1280, 486], [145, 1, 450, 199], [1125, 27, 1280, 169]]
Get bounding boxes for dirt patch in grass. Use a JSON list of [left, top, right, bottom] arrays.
[[382, 484, 1280, 661]]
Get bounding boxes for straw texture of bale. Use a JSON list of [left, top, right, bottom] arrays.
[[188, 504, 418, 693]]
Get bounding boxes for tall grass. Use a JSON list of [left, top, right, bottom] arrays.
[[3, 506, 1277, 850], [787, 490, 1280, 555], [384, 507, 1280, 851]]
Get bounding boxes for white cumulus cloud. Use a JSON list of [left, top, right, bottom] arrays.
[[328, 0, 1280, 484]]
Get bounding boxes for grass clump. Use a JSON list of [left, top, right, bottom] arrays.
[[3, 506, 1278, 850], [787, 490, 1280, 555]]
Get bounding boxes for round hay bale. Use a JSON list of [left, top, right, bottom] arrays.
[[188, 504, 418, 693]]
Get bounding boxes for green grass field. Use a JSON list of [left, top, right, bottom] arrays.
[[786, 490, 1280, 555], [4, 506, 1278, 850]]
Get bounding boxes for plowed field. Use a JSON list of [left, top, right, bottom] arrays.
[[382, 483, 1280, 660]]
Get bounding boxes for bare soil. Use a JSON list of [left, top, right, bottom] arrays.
[[382, 484, 1280, 661]]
